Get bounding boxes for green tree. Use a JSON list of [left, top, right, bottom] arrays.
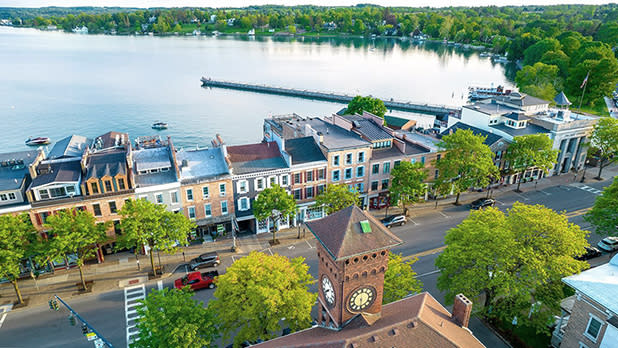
[[288, 24, 296, 34], [390, 161, 427, 215], [210, 251, 315, 347], [435, 129, 499, 205], [522, 38, 561, 66], [595, 22, 618, 47], [589, 117, 618, 179], [131, 287, 219, 348], [515, 62, 561, 101], [314, 184, 360, 215], [117, 199, 194, 276], [0, 214, 35, 304], [505, 134, 559, 192], [45, 210, 109, 290], [383, 252, 422, 304], [346, 95, 387, 118], [585, 177, 618, 238], [436, 203, 588, 333], [252, 184, 297, 245]]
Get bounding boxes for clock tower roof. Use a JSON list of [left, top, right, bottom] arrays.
[[306, 205, 403, 261]]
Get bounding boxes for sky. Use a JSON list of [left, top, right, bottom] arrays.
[[0, 0, 612, 8]]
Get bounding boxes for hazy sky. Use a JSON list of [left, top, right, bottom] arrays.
[[0, 0, 612, 8]]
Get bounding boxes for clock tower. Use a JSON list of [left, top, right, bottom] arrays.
[[306, 205, 402, 329]]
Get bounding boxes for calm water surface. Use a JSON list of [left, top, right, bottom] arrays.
[[0, 27, 515, 152]]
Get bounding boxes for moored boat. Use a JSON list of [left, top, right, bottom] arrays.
[[25, 136, 51, 146], [152, 121, 168, 130], [468, 85, 513, 100]]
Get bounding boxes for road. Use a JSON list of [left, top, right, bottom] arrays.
[[604, 96, 618, 119], [0, 180, 611, 348]]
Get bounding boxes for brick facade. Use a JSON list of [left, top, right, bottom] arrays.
[[561, 295, 611, 348]]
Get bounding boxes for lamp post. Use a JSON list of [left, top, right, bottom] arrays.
[[580, 159, 589, 183]]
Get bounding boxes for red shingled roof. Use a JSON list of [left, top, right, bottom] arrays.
[[227, 141, 281, 163]]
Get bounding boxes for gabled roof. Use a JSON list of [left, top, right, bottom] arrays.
[[47, 135, 91, 160], [441, 123, 505, 147], [285, 137, 326, 165], [85, 150, 127, 180], [306, 205, 402, 261], [31, 160, 81, 188], [563, 255, 618, 315], [554, 91, 572, 106]]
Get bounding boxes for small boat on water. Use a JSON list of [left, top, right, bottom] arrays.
[[25, 137, 51, 146], [479, 52, 492, 57], [468, 85, 513, 100], [152, 122, 168, 130]]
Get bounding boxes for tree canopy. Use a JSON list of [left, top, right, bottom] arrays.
[[210, 251, 316, 347], [436, 202, 588, 333], [389, 161, 427, 215], [131, 287, 219, 348], [346, 96, 387, 118], [252, 184, 297, 244], [314, 184, 360, 215], [585, 177, 618, 238], [589, 117, 618, 179], [505, 134, 558, 191], [0, 214, 36, 304], [383, 252, 423, 304]]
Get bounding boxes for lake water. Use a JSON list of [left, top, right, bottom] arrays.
[[0, 27, 515, 153]]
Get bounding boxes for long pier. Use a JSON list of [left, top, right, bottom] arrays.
[[201, 77, 461, 116]]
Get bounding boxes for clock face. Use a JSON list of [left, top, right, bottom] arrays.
[[322, 276, 335, 306], [348, 286, 376, 312]]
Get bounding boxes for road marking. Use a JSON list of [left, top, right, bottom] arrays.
[[539, 190, 551, 196], [0, 304, 13, 329], [157, 280, 163, 290], [267, 248, 273, 256], [305, 240, 314, 249], [408, 218, 419, 226], [495, 200, 506, 206], [417, 269, 440, 278], [401, 246, 447, 261], [124, 284, 145, 347], [578, 185, 603, 195], [565, 207, 592, 218], [438, 211, 450, 218], [513, 191, 530, 201], [288, 245, 296, 250]]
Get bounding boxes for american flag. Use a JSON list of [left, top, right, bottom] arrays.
[[580, 71, 590, 89]]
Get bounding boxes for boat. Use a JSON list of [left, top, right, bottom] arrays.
[[25, 137, 51, 146], [479, 52, 491, 57], [468, 85, 513, 100], [491, 54, 510, 63], [152, 122, 168, 130]]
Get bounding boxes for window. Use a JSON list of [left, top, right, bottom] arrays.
[[39, 189, 50, 200], [90, 182, 99, 194], [383, 162, 391, 174], [394, 160, 401, 168], [118, 178, 126, 190], [434, 169, 439, 179], [358, 152, 365, 163], [219, 183, 226, 196], [188, 206, 196, 219], [371, 181, 379, 191], [204, 204, 212, 217], [356, 183, 364, 192], [202, 186, 209, 198], [238, 198, 249, 211], [104, 181, 113, 192], [372, 164, 379, 174], [318, 168, 325, 180], [381, 179, 389, 190], [585, 316, 603, 341], [306, 171, 313, 182], [356, 166, 364, 177], [268, 176, 277, 187], [317, 184, 325, 194], [155, 193, 163, 204], [8, 192, 16, 200], [436, 154, 441, 162], [256, 178, 265, 191], [221, 201, 228, 215], [113, 220, 121, 235], [411, 158, 416, 164], [333, 155, 340, 166], [421, 156, 426, 164], [0, 194, 6, 201], [294, 173, 301, 184], [170, 191, 178, 204], [238, 180, 248, 194], [66, 186, 75, 194], [306, 187, 314, 199], [344, 168, 352, 180], [92, 203, 102, 217], [186, 189, 193, 201], [332, 170, 340, 182], [345, 153, 353, 165], [109, 201, 117, 214], [293, 189, 302, 200], [281, 175, 289, 186], [49, 187, 67, 198]]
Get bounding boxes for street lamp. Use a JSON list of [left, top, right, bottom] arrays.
[[580, 159, 590, 183]]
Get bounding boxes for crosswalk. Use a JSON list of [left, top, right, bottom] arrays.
[[570, 183, 603, 195], [0, 304, 13, 329], [124, 284, 145, 347]]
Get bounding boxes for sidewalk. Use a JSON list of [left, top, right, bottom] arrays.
[[2, 164, 616, 311]]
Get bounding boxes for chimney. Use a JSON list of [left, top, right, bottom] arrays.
[[451, 294, 472, 328], [317, 132, 324, 145]]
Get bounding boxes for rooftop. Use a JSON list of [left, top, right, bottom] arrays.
[[344, 115, 393, 141], [230, 157, 288, 175], [394, 131, 441, 152], [134, 169, 178, 187], [92, 131, 129, 150], [463, 102, 520, 116], [494, 93, 550, 107], [371, 146, 405, 161], [227, 142, 282, 163], [563, 255, 618, 315], [284, 137, 326, 165], [489, 123, 551, 137], [0, 150, 39, 191], [176, 147, 229, 182], [442, 123, 505, 146], [133, 147, 172, 172], [31, 160, 81, 188], [504, 112, 530, 121], [47, 135, 91, 160], [384, 115, 415, 128], [85, 150, 127, 180], [307, 118, 371, 150]]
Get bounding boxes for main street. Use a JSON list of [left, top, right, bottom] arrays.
[[0, 179, 611, 348]]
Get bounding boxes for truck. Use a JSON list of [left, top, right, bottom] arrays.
[[174, 270, 219, 291]]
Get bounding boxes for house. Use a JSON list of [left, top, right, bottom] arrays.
[[81, 132, 132, 196], [254, 206, 484, 347], [323, 21, 337, 31], [209, 15, 217, 23], [227, 141, 290, 234], [0, 150, 44, 209], [227, 18, 236, 26], [554, 255, 618, 348], [176, 143, 234, 239]]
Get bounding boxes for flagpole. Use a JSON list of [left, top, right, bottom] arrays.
[[578, 70, 590, 111]]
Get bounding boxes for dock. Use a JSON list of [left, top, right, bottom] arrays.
[[200, 77, 461, 116]]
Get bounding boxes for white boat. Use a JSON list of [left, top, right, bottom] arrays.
[[491, 55, 510, 63], [247, 29, 255, 36], [25, 136, 51, 146], [468, 85, 513, 100], [479, 52, 491, 57], [152, 122, 168, 130]]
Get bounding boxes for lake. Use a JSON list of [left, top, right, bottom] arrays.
[[0, 27, 516, 153]]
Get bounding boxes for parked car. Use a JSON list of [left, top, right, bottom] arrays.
[[575, 246, 602, 260], [189, 251, 220, 271], [380, 215, 406, 228], [469, 198, 496, 210], [174, 270, 219, 291], [597, 237, 618, 252]]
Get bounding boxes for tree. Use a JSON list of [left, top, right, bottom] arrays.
[[389, 161, 427, 215], [210, 251, 315, 347], [436, 203, 588, 333], [589, 117, 618, 179], [252, 184, 297, 245], [45, 210, 109, 291], [435, 129, 499, 205], [505, 134, 558, 192], [0, 214, 35, 304], [585, 177, 618, 238], [515, 62, 562, 101], [131, 287, 219, 348], [522, 38, 561, 66], [383, 252, 422, 304], [346, 95, 387, 118], [314, 184, 360, 215], [117, 199, 194, 276]]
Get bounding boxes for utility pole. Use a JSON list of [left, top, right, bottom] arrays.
[[51, 295, 115, 348]]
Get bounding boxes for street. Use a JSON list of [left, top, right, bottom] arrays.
[[0, 179, 611, 348]]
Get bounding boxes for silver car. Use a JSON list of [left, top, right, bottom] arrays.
[[597, 237, 618, 252]]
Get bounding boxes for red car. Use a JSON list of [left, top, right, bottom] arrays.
[[174, 271, 219, 291]]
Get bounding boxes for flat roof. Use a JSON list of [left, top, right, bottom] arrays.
[[230, 157, 288, 175], [48, 135, 91, 159], [285, 137, 326, 165], [463, 102, 520, 116], [563, 255, 618, 315], [133, 147, 172, 172], [489, 123, 550, 137], [176, 147, 229, 181], [0, 150, 39, 191]]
